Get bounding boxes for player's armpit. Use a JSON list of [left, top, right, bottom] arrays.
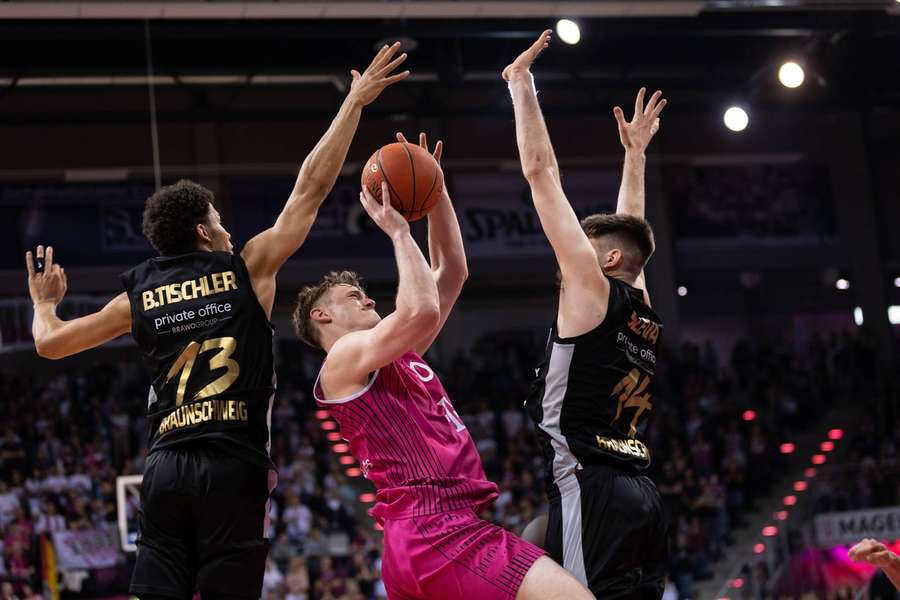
[[321, 308, 439, 398], [34, 292, 132, 360]]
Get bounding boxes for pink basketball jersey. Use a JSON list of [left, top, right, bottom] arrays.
[[314, 351, 499, 522]]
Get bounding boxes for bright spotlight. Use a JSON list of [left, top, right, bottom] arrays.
[[677, 286, 688, 297], [894, 276, 900, 288], [556, 19, 581, 45], [889, 305, 900, 325], [778, 62, 805, 88], [723, 106, 749, 132], [853, 307, 864, 326], [835, 278, 850, 290]]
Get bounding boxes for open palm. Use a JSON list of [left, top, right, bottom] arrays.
[[614, 87, 667, 153]]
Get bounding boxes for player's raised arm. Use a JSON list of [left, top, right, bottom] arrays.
[[26, 245, 131, 360], [394, 132, 466, 356], [322, 182, 440, 390], [241, 43, 410, 309], [503, 31, 602, 284], [613, 87, 666, 219], [612, 88, 666, 302]]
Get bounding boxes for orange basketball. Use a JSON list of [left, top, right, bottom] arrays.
[[361, 142, 444, 222]]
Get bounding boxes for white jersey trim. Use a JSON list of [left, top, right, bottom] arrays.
[[537, 341, 583, 484], [313, 365, 380, 404]]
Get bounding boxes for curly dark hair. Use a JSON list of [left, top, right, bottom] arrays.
[[292, 271, 365, 348], [580, 213, 655, 276], [142, 179, 214, 255]]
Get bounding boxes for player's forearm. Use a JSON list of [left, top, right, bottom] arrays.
[[32, 302, 67, 358], [427, 191, 468, 283], [289, 93, 364, 208], [392, 232, 440, 321], [615, 151, 647, 218], [508, 71, 560, 182], [884, 553, 900, 589]]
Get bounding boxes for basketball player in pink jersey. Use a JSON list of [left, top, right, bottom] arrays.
[[291, 135, 594, 600]]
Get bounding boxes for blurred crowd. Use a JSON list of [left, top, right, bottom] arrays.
[[0, 328, 885, 600], [668, 164, 835, 239]]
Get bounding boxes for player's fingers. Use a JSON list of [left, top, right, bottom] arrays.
[[45, 246, 54, 271], [613, 106, 627, 127], [367, 44, 390, 71], [634, 87, 646, 118], [652, 98, 668, 119], [36, 244, 44, 259], [378, 52, 407, 76], [850, 539, 879, 559], [645, 90, 663, 116], [383, 71, 410, 85], [25, 251, 35, 277], [433, 140, 443, 163], [380, 181, 391, 208], [866, 550, 891, 565], [419, 132, 428, 152], [396, 132, 409, 144], [375, 42, 401, 70], [532, 29, 552, 57], [350, 69, 361, 81]]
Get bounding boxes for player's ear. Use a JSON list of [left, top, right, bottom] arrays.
[[310, 306, 332, 325], [196, 222, 212, 245], [604, 248, 621, 270]]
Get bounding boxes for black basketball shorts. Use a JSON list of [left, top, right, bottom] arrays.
[[129, 445, 276, 600], [545, 463, 668, 600]]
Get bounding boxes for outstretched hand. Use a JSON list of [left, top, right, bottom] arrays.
[[360, 181, 409, 239], [349, 42, 411, 107], [25, 245, 67, 306], [613, 87, 667, 154], [502, 29, 552, 82], [396, 131, 443, 164], [849, 539, 897, 569]]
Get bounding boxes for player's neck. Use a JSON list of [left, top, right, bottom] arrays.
[[603, 269, 637, 286]]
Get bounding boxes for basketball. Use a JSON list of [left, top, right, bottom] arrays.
[[362, 142, 444, 221]]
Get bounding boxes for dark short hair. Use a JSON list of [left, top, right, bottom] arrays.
[[292, 271, 365, 348], [580, 213, 655, 275], [142, 179, 214, 255]]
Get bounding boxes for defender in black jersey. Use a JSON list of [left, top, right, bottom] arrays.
[[506, 32, 668, 598], [25, 43, 411, 600]]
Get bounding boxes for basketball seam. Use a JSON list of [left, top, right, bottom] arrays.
[[400, 142, 418, 216], [376, 149, 405, 213]]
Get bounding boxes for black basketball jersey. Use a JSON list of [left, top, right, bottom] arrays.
[[121, 251, 275, 468], [526, 276, 663, 489]]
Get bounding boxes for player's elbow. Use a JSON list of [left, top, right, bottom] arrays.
[[522, 162, 558, 184], [405, 303, 441, 332], [34, 339, 64, 360]]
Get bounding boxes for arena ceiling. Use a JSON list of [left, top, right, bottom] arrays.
[[0, 0, 898, 122]]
